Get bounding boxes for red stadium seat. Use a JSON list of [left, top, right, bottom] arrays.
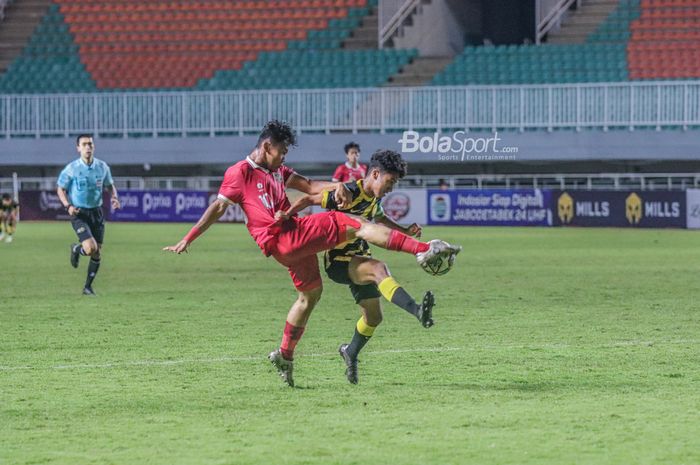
[[54, 0, 367, 88], [628, 0, 700, 79]]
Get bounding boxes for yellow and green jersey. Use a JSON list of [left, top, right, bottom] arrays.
[[322, 179, 384, 262]]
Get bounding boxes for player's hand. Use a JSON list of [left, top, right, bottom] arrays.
[[111, 196, 121, 210], [162, 240, 190, 254], [407, 223, 422, 237], [334, 184, 351, 209], [67, 206, 80, 216], [274, 210, 290, 222]]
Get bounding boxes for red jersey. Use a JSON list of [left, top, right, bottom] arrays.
[[218, 157, 295, 255], [332, 162, 367, 183]]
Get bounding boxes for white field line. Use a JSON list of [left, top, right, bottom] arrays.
[[0, 339, 698, 372]]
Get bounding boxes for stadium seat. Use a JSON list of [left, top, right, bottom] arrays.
[[628, 0, 700, 79], [0, 0, 392, 92], [432, 0, 700, 85]]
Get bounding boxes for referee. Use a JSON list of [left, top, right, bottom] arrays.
[[57, 134, 121, 295]]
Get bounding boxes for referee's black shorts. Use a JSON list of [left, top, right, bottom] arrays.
[[71, 207, 105, 244]]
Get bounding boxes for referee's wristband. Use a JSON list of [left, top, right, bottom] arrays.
[[65, 204, 73, 211]]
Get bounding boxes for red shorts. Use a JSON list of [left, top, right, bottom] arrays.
[[270, 211, 358, 291]]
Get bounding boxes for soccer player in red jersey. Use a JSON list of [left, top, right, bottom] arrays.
[[332, 142, 367, 182], [163, 121, 460, 387]]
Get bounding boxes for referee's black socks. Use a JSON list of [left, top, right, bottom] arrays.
[[73, 244, 88, 256], [85, 257, 101, 288]]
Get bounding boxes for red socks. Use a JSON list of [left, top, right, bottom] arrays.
[[386, 230, 430, 255], [280, 321, 305, 360]]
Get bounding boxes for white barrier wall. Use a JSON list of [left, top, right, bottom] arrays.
[[686, 189, 700, 229], [381, 189, 428, 225]]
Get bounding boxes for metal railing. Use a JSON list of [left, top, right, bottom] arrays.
[[536, 0, 582, 44], [379, 0, 421, 48], [1, 80, 699, 138], [3, 173, 699, 193]]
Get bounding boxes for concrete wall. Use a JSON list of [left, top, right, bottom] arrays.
[[1, 130, 700, 169]]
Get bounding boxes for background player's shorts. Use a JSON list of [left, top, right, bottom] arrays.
[[324, 254, 382, 304], [71, 207, 105, 243]]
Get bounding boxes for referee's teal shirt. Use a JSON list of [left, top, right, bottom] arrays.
[[57, 158, 114, 209]]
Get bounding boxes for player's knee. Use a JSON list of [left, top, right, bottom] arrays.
[[366, 312, 383, 327], [299, 286, 323, 309], [307, 286, 323, 306], [372, 261, 390, 283], [83, 241, 99, 256], [360, 303, 383, 327]]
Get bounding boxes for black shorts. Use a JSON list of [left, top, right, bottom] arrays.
[[324, 253, 381, 304], [71, 207, 105, 244]]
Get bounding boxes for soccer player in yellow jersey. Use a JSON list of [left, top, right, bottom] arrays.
[[280, 149, 436, 384], [0, 193, 19, 243]]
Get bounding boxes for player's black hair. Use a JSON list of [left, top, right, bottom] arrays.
[[76, 134, 93, 145], [369, 149, 408, 178], [1, 193, 10, 200], [344, 142, 360, 154], [257, 120, 297, 148]]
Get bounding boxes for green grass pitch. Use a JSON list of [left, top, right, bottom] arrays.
[[2, 222, 700, 465]]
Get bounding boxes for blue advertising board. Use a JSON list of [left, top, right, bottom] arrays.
[[551, 190, 686, 228], [427, 189, 552, 226], [108, 190, 245, 223]]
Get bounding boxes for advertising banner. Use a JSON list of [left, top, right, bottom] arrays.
[[686, 189, 700, 229], [551, 190, 686, 228], [18, 190, 108, 221], [380, 189, 427, 225], [18, 190, 245, 223], [109, 190, 245, 223], [427, 189, 552, 226]]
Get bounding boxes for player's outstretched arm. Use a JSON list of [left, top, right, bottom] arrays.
[[375, 215, 422, 238], [163, 199, 229, 254], [276, 192, 324, 222], [286, 174, 351, 207], [287, 173, 336, 195]]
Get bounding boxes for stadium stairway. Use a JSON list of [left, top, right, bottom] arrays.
[[0, 0, 52, 74], [341, 1, 377, 49], [432, 0, 641, 85], [548, 0, 621, 44], [386, 56, 453, 86], [0, 3, 96, 92], [431, 0, 700, 85]]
